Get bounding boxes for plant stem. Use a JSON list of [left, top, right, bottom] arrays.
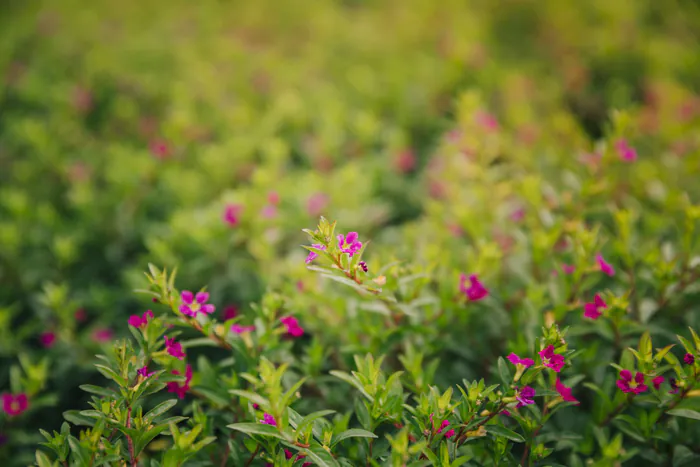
[[244, 445, 260, 467], [126, 406, 136, 466], [600, 394, 633, 427], [521, 405, 549, 466]]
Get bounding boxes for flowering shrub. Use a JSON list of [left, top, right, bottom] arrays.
[[2, 0, 700, 465]]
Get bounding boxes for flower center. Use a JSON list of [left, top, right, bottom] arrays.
[[10, 401, 20, 412], [629, 380, 637, 388]]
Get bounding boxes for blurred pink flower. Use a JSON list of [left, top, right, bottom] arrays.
[[307, 193, 329, 217], [74, 308, 87, 322], [583, 294, 607, 320], [128, 310, 154, 328], [1, 393, 28, 417], [149, 139, 171, 159], [280, 316, 304, 337], [222, 305, 238, 321], [40, 332, 56, 348], [231, 324, 255, 334], [459, 274, 488, 301], [164, 336, 185, 360], [561, 264, 576, 275], [267, 191, 280, 205], [261, 205, 277, 219], [614, 139, 637, 162], [476, 111, 499, 132], [652, 376, 665, 390], [555, 378, 579, 404], [223, 204, 243, 226], [91, 328, 113, 343], [260, 413, 277, 426], [596, 254, 615, 276], [394, 149, 416, 173], [305, 244, 326, 264], [167, 365, 192, 399], [507, 353, 534, 368]]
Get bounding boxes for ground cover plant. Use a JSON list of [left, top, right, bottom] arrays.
[[2, 0, 700, 465]]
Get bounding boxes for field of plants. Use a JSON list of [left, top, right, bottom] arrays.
[[2, 0, 700, 465]]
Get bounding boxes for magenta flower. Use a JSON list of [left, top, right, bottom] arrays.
[[1, 393, 28, 417], [507, 353, 534, 368], [260, 413, 277, 426], [561, 264, 576, 275], [167, 365, 192, 399], [476, 111, 499, 132], [515, 386, 535, 407], [539, 345, 565, 372], [337, 232, 362, 257], [445, 429, 456, 438], [510, 208, 525, 222], [179, 290, 215, 317], [555, 378, 579, 405], [149, 139, 171, 160], [74, 308, 87, 322], [501, 410, 511, 417], [223, 203, 243, 226], [164, 336, 185, 360], [222, 305, 238, 321], [305, 244, 326, 264], [359, 261, 368, 272], [652, 376, 665, 390], [261, 205, 277, 219], [583, 294, 607, 320], [616, 370, 648, 394], [614, 139, 637, 162], [137, 366, 155, 378], [40, 332, 56, 348], [280, 316, 304, 337], [459, 273, 489, 301], [307, 193, 329, 217], [684, 353, 695, 365], [596, 254, 615, 276], [268, 191, 280, 205], [231, 324, 256, 334], [128, 310, 154, 328], [91, 328, 113, 343], [437, 420, 450, 434]]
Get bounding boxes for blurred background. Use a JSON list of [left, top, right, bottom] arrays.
[[1, 0, 700, 463]]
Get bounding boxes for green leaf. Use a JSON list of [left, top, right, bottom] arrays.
[[487, 425, 525, 443], [144, 399, 178, 422], [297, 410, 335, 436], [193, 386, 230, 407], [677, 335, 695, 355], [229, 390, 269, 408], [63, 410, 96, 427], [79, 385, 115, 397], [226, 423, 287, 440], [35, 450, 54, 467], [302, 447, 341, 467], [497, 357, 512, 384], [667, 409, 700, 421], [332, 428, 378, 447], [134, 425, 170, 456], [94, 364, 127, 387], [321, 274, 369, 294], [330, 370, 374, 401]]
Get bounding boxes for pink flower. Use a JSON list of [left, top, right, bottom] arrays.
[[437, 420, 450, 434], [510, 208, 525, 222], [539, 345, 565, 372], [616, 370, 648, 394], [91, 328, 113, 343], [555, 378, 579, 404], [40, 332, 56, 348], [179, 290, 215, 317], [614, 139, 637, 162], [476, 111, 499, 132], [337, 232, 362, 257], [305, 244, 326, 264], [164, 336, 185, 360], [167, 365, 192, 399], [150, 139, 171, 160], [128, 310, 154, 328], [222, 305, 238, 321], [280, 316, 304, 337], [231, 324, 255, 334], [501, 410, 511, 417], [260, 413, 276, 426], [307, 193, 329, 217], [261, 205, 277, 219], [459, 273, 489, 301], [583, 294, 607, 320], [515, 386, 535, 407], [267, 191, 280, 205], [507, 353, 534, 368], [445, 429, 456, 438], [596, 254, 615, 276], [1, 393, 28, 417], [74, 308, 87, 322], [358, 261, 368, 272], [137, 366, 155, 378], [684, 353, 695, 365], [561, 264, 576, 275], [394, 149, 416, 173], [652, 376, 665, 390], [223, 204, 243, 226]]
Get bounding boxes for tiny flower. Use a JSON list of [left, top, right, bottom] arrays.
[[307, 193, 329, 217], [231, 324, 256, 334], [167, 365, 192, 399], [150, 139, 171, 159], [260, 413, 277, 426], [223, 203, 243, 226], [252, 403, 260, 410], [74, 308, 87, 321], [337, 232, 363, 257], [459, 273, 489, 301], [280, 316, 304, 337], [616, 370, 648, 394], [1, 393, 28, 417], [583, 294, 607, 320], [445, 429, 456, 438], [261, 205, 277, 219], [164, 336, 185, 360], [652, 376, 665, 390], [393, 149, 416, 173], [476, 111, 499, 132], [137, 366, 155, 378], [539, 345, 565, 372], [267, 191, 280, 205], [510, 208, 525, 222], [507, 353, 535, 368], [501, 410, 511, 417], [669, 378, 680, 394], [128, 310, 154, 328], [614, 139, 637, 162], [515, 386, 535, 407], [179, 290, 215, 317], [359, 261, 368, 272], [555, 378, 579, 405], [684, 353, 695, 365], [91, 328, 113, 343], [305, 244, 326, 264], [561, 264, 576, 275], [222, 305, 238, 321], [596, 254, 615, 276], [437, 420, 450, 434], [40, 332, 56, 348]]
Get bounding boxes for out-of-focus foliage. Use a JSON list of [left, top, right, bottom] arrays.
[[1, 0, 700, 465]]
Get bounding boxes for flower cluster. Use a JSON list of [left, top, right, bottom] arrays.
[[166, 365, 192, 399], [459, 273, 489, 301], [280, 316, 304, 337], [128, 310, 154, 328], [179, 290, 215, 317], [337, 232, 362, 257]]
